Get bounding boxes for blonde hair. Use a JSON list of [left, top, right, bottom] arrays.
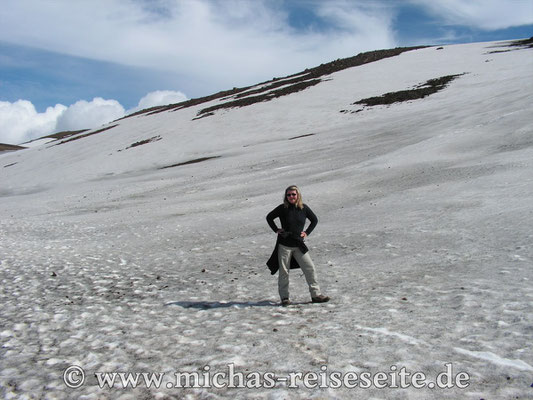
[[283, 185, 304, 209]]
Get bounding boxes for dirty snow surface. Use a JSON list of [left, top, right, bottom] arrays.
[[1, 40, 532, 399]]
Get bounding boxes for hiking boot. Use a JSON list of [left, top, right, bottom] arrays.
[[312, 295, 330, 303], [281, 298, 291, 306]]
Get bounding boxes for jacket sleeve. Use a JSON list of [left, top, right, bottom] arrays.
[[266, 205, 282, 233], [304, 205, 318, 236]]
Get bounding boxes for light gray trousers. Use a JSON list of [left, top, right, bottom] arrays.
[[277, 244, 321, 300]]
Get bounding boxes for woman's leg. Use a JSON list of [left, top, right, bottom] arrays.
[[292, 249, 321, 298], [277, 244, 293, 300]]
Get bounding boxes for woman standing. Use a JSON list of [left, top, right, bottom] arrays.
[[266, 185, 330, 306]]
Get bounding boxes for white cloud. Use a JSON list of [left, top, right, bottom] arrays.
[[0, 0, 399, 91], [130, 90, 188, 113], [0, 91, 191, 144], [410, 0, 533, 30], [55, 98, 125, 132], [314, 1, 396, 52], [0, 100, 66, 144], [0, 98, 125, 144], [0, 97, 126, 145]]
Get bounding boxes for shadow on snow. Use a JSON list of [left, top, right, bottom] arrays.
[[165, 300, 280, 310]]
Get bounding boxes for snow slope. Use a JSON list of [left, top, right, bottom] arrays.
[[1, 40, 532, 399]]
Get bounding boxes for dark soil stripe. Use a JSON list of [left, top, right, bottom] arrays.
[[159, 156, 220, 169], [289, 134, 315, 140], [0, 144, 26, 152], [354, 74, 464, 107], [54, 125, 119, 146]]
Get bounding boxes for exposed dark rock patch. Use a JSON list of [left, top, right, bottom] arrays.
[[231, 74, 325, 101], [255, 46, 426, 93], [0, 143, 26, 152], [192, 112, 214, 121], [44, 130, 89, 141], [19, 130, 89, 146], [4, 162, 18, 168], [486, 36, 533, 53], [195, 79, 322, 117], [123, 88, 252, 119], [340, 108, 364, 114], [289, 134, 315, 140], [119, 135, 162, 152], [508, 36, 533, 48], [159, 156, 220, 170], [353, 74, 465, 108], [54, 125, 119, 146]]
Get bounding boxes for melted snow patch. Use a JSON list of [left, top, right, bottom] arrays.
[[454, 348, 533, 371], [354, 325, 426, 346]]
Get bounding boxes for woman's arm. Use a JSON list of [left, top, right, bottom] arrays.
[[266, 205, 283, 233], [303, 205, 318, 236]]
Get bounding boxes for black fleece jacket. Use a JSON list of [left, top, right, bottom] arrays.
[[266, 203, 318, 247]]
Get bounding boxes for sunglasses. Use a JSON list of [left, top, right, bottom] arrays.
[[286, 193, 298, 197]]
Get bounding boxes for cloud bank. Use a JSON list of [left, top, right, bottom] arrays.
[[0, 100, 66, 144], [0, 91, 188, 144], [1, 0, 530, 83], [411, 0, 533, 30], [55, 98, 125, 133], [0, 0, 400, 90], [132, 90, 188, 113]]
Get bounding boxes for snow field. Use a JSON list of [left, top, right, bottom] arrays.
[[1, 40, 532, 399]]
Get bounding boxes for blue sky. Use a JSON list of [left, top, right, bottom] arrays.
[[1, 0, 532, 144]]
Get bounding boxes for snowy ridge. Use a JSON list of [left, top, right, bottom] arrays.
[[1, 39, 532, 399]]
